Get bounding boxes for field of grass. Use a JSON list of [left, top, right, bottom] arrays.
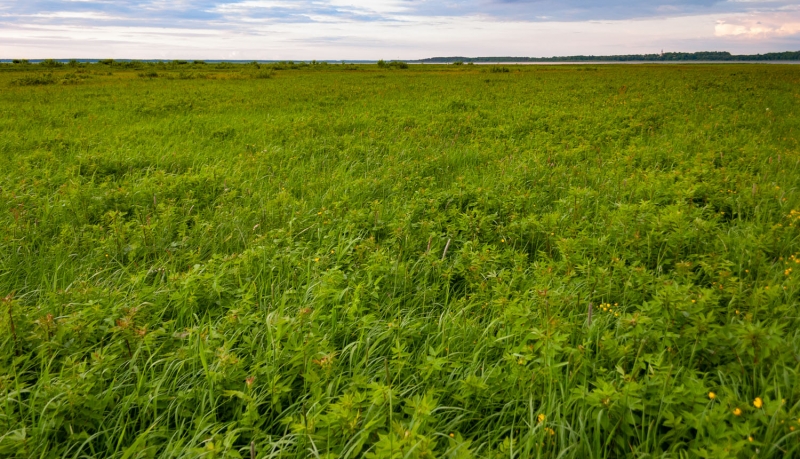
[[1, 60, 800, 458]]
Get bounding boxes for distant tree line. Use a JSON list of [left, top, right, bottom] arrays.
[[417, 51, 800, 63], [377, 59, 409, 69]]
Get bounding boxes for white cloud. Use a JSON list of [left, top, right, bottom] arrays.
[[211, 1, 300, 12], [715, 10, 800, 38], [31, 11, 123, 20], [326, 0, 412, 14]]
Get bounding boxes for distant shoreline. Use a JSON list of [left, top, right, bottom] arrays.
[[422, 61, 800, 65]]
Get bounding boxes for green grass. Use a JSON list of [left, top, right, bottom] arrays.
[[1, 61, 800, 458]]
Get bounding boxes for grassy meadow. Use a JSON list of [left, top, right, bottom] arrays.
[[2, 60, 800, 458]]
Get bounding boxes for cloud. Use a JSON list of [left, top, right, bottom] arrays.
[[402, 0, 797, 21], [715, 9, 800, 38], [0, 0, 798, 58], [326, 0, 412, 14], [6, 0, 799, 24], [7, 11, 122, 20]]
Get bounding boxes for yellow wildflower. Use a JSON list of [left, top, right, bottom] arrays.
[[754, 397, 763, 409], [733, 408, 742, 416], [537, 413, 546, 423], [708, 392, 716, 400]]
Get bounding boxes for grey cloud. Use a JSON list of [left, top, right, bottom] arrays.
[[413, 0, 796, 21]]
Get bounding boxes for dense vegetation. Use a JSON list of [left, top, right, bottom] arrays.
[[420, 50, 800, 63], [1, 62, 800, 458]]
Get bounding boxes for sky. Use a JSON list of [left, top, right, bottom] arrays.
[[0, 0, 799, 60]]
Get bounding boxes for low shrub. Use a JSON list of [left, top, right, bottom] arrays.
[[251, 69, 274, 79], [377, 60, 409, 69], [10, 74, 56, 86], [38, 59, 63, 68]]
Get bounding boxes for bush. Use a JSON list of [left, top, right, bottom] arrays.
[[138, 71, 160, 78], [251, 69, 274, 79], [39, 59, 63, 68], [10, 74, 56, 86], [378, 60, 409, 69], [490, 66, 510, 73], [270, 61, 309, 70], [119, 61, 143, 69], [59, 73, 86, 85], [452, 61, 464, 66]]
